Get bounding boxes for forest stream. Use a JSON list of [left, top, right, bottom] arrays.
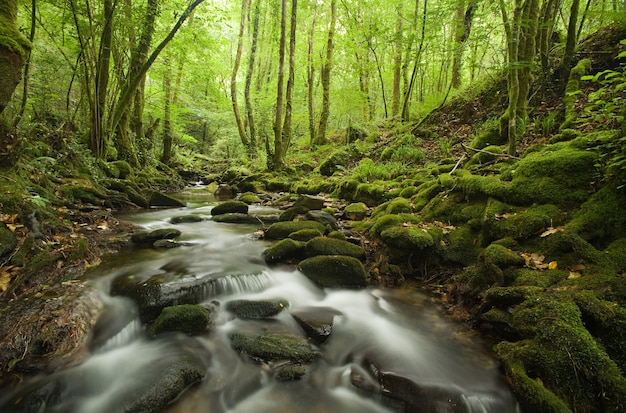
[[0, 187, 520, 413]]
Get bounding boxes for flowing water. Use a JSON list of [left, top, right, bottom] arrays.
[[1, 188, 520, 413]]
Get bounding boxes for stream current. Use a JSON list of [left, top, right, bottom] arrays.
[[2, 189, 520, 413]]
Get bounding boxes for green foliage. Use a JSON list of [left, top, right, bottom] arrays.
[[352, 158, 409, 182]]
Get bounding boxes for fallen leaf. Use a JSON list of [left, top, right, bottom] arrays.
[[495, 213, 514, 220], [548, 261, 558, 270], [96, 220, 108, 230], [568, 272, 582, 279], [0, 267, 14, 292], [541, 226, 565, 238]]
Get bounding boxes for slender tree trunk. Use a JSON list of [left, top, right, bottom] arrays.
[[281, 0, 298, 154], [271, 0, 287, 170], [307, 4, 318, 144], [232, 0, 250, 150], [161, 56, 173, 164], [245, 0, 260, 150], [0, 0, 30, 117], [315, 0, 337, 146], [451, 1, 476, 89], [561, 0, 581, 87], [401, 0, 428, 121], [392, 0, 403, 118], [12, 0, 36, 128], [538, 0, 558, 80]]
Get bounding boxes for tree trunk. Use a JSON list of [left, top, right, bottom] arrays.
[[245, 0, 260, 150], [315, 0, 337, 146], [0, 0, 30, 116], [401, 0, 428, 121], [391, 0, 404, 118], [271, 0, 287, 170], [232, 0, 250, 150], [161, 56, 173, 164], [307, 4, 318, 144], [451, 1, 476, 89], [281, 0, 297, 154], [12, 0, 36, 128], [561, 0, 581, 87]]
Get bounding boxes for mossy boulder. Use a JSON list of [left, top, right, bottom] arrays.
[[482, 201, 562, 242], [153, 239, 183, 248], [148, 191, 186, 208], [105, 160, 133, 179], [151, 304, 210, 335], [264, 221, 327, 240], [170, 214, 204, 224], [304, 210, 338, 230], [288, 229, 323, 242], [369, 213, 422, 238], [230, 332, 321, 363], [379, 225, 434, 251], [0, 222, 17, 257], [239, 192, 262, 204], [442, 226, 481, 266], [566, 185, 626, 245], [327, 230, 346, 241], [319, 150, 350, 176], [354, 183, 387, 206], [304, 237, 365, 259], [279, 205, 310, 221], [344, 202, 369, 221], [263, 238, 304, 264], [212, 213, 262, 224], [131, 228, 182, 245], [211, 200, 248, 216], [225, 299, 288, 319], [298, 255, 368, 288], [59, 183, 105, 204]]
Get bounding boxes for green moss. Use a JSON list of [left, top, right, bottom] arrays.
[[443, 227, 481, 266], [380, 225, 434, 251], [470, 119, 505, 149], [263, 238, 304, 264], [225, 299, 288, 319], [131, 228, 182, 244], [326, 230, 346, 241], [483, 202, 562, 242], [354, 183, 387, 206], [26, 250, 62, 274], [511, 268, 566, 288], [211, 200, 248, 216], [68, 238, 89, 261], [279, 206, 310, 222], [605, 238, 626, 270], [230, 333, 321, 363], [288, 229, 323, 242], [344, 202, 369, 221], [264, 221, 327, 240], [0, 222, 17, 257], [0, 0, 32, 58], [561, 59, 592, 131], [151, 304, 210, 335], [369, 213, 422, 238], [239, 192, 262, 204], [298, 255, 368, 288], [59, 184, 105, 204], [304, 237, 365, 259]]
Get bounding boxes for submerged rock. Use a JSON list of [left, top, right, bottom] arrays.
[[304, 236, 365, 259], [230, 332, 321, 364], [211, 200, 249, 216], [148, 191, 186, 208], [131, 228, 182, 245], [298, 255, 368, 288], [225, 299, 288, 319], [304, 210, 338, 230], [291, 306, 341, 344], [212, 213, 261, 224], [264, 221, 327, 240], [170, 214, 204, 224]]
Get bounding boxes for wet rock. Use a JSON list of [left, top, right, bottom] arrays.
[[153, 239, 183, 248], [211, 200, 248, 216], [0, 222, 17, 257], [214, 184, 234, 200], [344, 202, 369, 221], [275, 364, 309, 381], [238, 192, 262, 204], [110, 270, 268, 322], [212, 213, 261, 224], [263, 238, 304, 264], [230, 332, 321, 364], [131, 228, 182, 245], [291, 306, 341, 344], [148, 191, 186, 208], [264, 220, 327, 240], [304, 210, 338, 230], [279, 205, 310, 222], [298, 255, 368, 288], [292, 194, 326, 210], [304, 237, 365, 259], [170, 214, 204, 224], [225, 299, 289, 319], [151, 304, 210, 335], [89, 296, 138, 351], [0, 282, 105, 373], [378, 371, 466, 412]]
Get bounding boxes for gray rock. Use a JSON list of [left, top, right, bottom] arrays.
[[170, 214, 204, 224], [148, 191, 186, 208], [304, 210, 338, 229], [292, 195, 326, 210], [291, 306, 341, 344], [211, 200, 249, 216], [225, 299, 288, 319], [131, 228, 182, 245]]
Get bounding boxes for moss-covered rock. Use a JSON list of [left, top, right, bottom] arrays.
[[354, 183, 387, 206], [263, 238, 304, 264], [288, 229, 323, 242], [211, 200, 248, 216], [298, 255, 368, 288], [379, 225, 434, 251], [442, 226, 481, 266], [131, 228, 182, 245], [369, 213, 422, 238], [239, 192, 262, 204], [483, 201, 562, 242], [230, 332, 321, 363], [292, 194, 326, 210], [151, 304, 210, 335], [344, 202, 369, 221], [212, 213, 262, 224], [279, 205, 310, 221], [0, 222, 17, 257], [170, 214, 204, 224], [225, 299, 288, 319], [148, 191, 186, 208], [304, 210, 338, 230], [327, 230, 346, 241], [59, 183, 105, 204], [304, 237, 365, 259], [264, 221, 327, 240]]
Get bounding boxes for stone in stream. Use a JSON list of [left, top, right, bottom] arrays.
[[170, 214, 204, 224], [151, 304, 211, 335], [1, 336, 209, 413], [225, 299, 289, 319], [130, 228, 181, 245], [264, 220, 327, 240], [344, 202, 369, 221], [211, 200, 248, 216], [304, 236, 365, 259], [148, 191, 186, 208], [304, 210, 338, 230], [230, 332, 321, 364], [263, 238, 304, 264], [212, 213, 260, 224], [291, 306, 341, 344], [292, 194, 326, 210], [298, 255, 368, 288], [214, 184, 234, 200]]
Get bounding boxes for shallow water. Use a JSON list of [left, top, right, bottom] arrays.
[[1, 188, 520, 413]]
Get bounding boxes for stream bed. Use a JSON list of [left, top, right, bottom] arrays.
[[1, 189, 520, 413]]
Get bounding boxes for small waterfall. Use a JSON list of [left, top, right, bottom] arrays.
[[95, 319, 143, 353], [203, 271, 274, 299]]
